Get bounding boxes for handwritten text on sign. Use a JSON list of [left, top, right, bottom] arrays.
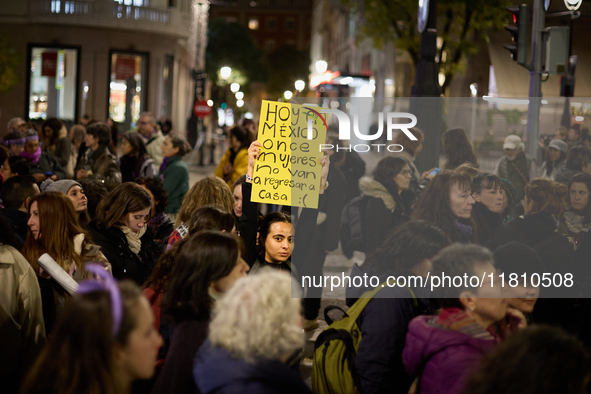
[[252, 100, 327, 208]]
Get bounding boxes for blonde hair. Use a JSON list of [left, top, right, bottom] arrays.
[[208, 270, 303, 363], [175, 176, 233, 227]]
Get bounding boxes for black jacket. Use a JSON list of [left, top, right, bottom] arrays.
[[2, 208, 28, 249], [88, 221, 156, 286], [471, 202, 502, 247], [346, 264, 435, 394], [359, 177, 413, 253]]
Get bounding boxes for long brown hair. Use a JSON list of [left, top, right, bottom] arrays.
[[175, 176, 234, 227], [95, 182, 152, 229], [21, 281, 143, 394], [525, 178, 568, 217], [412, 171, 474, 242], [22, 192, 91, 272], [442, 127, 479, 170]]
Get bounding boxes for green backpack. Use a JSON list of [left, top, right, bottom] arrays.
[[312, 283, 417, 394]]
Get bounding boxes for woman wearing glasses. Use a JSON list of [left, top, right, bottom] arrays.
[[359, 156, 415, 252]]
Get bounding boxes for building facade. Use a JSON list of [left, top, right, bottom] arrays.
[[0, 0, 204, 135]]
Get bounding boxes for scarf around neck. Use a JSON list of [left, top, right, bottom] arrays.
[[564, 211, 591, 234], [433, 307, 500, 343], [21, 146, 42, 164], [454, 220, 473, 240], [118, 225, 146, 255]]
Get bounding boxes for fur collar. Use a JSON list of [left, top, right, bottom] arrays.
[[359, 176, 396, 212]]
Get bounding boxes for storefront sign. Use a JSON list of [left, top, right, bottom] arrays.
[[114, 57, 136, 80], [41, 52, 57, 77]]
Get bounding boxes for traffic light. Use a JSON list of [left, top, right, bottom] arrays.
[[503, 4, 530, 65]]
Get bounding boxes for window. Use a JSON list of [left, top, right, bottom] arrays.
[[248, 18, 259, 30], [266, 17, 276, 31], [264, 40, 276, 51], [285, 17, 295, 32], [108, 51, 148, 132], [28, 45, 79, 121]]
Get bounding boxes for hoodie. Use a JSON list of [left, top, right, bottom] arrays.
[[403, 316, 496, 394], [193, 340, 313, 394]]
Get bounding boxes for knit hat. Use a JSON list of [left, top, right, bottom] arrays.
[[548, 139, 568, 154], [40, 179, 81, 194], [493, 241, 545, 276], [499, 177, 518, 206], [503, 135, 525, 150]]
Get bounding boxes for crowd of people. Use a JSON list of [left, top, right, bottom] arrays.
[[0, 113, 590, 394]]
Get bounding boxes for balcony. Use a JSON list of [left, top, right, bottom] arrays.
[[27, 0, 192, 39]]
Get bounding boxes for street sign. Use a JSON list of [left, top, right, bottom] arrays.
[[193, 100, 212, 118]]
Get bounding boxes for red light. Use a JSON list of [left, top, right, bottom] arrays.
[[512, 14, 517, 23]]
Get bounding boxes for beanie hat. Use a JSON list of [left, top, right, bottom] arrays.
[[40, 179, 81, 194], [493, 241, 545, 276], [499, 177, 518, 206]]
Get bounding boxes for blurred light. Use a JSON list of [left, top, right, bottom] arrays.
[[330, 101, 339, 108], [207, 100, 214, 106], [482, 96, 529, 105], [295, 80, 305, 91], [284, 90, 293, 100], [220, 67, 231, 79], [340, 77, 353, 85], [218, 108, 225, 127], [541, 100, 548, 104], [470, 83, 478, 98], [248, 18, 259, 29], [110, 82, 127, 91], [83, 85, 89, 93], [221, 102, 227, 109], [315, 60, 328, 73], [230, 83, 240, 93], [235, 91, 244, 100], [575, 116, 584, 122], [236, 99, 245, 107], [244, 112, 254, 119], [385, 79, 394, 85]]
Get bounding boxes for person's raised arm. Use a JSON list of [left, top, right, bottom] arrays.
[[239, 141, 262, 266]]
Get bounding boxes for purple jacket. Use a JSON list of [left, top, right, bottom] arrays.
[[402, 316, 496, 394]]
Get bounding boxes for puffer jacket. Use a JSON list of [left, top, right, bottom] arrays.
[[403, 315, 496, 394]]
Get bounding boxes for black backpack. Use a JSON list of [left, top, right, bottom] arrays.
[[340, 195, 370, 258]]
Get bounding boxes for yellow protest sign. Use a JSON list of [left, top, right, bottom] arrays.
[[252, 100, 328, 208]]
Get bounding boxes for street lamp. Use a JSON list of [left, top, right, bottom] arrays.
[[236, 99, 244, 107], [284, 90, 293, 100], [295, 80, 305, 92], [220, 66, 232, 80], [315, 60, 328, 74], [230, 83, 240, 93], [470, 83, 478, 144], [235, 91, 244, 100], [207, 99, 213, 106]]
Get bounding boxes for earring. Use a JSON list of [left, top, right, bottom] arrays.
[[468, 305, 475, 312]]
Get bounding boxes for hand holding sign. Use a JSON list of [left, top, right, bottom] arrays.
[[251, 100, 328, 208]]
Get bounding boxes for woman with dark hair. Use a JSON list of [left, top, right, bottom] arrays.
[[412, 170, 476, 243], [79, 178, 108, 220], [21, 269, 162, 394], [40, 179, 90, 229], [359, 156, 414, 251], [241, 141, 328, 273], [559, 173, 591, 251], [471, 173, 504, 246], [119, 131, 156, 183], [135, 176, 174, 259], [499, 177, 518, 223], [466, 326, 589, 394], [232, 175, 247, 219], [491, 178, 573, 274], [540, 139, 568, 181], [345, 221, 450, 394], [403, 244, 526, 394], [215, 125, 252, 189], [89, 182, 157, 285], [159, 135, 191, 215], [22, 192, 108, 333], [143, 206, 236, 345], [393, 127, 432, 194], [2, 131, 26, 157], [151, 231, 249, 394], [441, 127, 479, 170], [21, 129, 66, 182], [76, 122, 122, 191], [41, 117, 70, 168]]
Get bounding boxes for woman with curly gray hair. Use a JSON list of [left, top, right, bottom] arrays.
[[193, 269, 312, 394]]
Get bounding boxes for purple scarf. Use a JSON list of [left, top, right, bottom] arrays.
[[454, 220, 473, 240], [21, 146, 42, 164], [159, 156, 171, 173]]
